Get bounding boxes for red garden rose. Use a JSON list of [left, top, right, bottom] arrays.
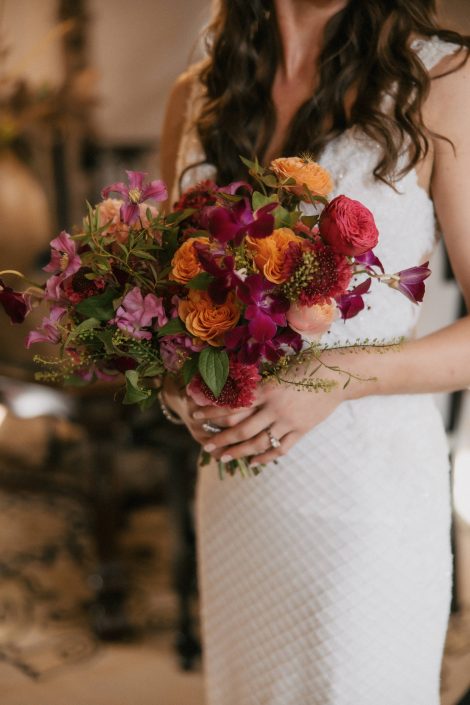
[[319, 195, 379, 256]]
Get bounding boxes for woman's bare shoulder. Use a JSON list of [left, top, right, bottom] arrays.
[[424, 45, 470, 141]]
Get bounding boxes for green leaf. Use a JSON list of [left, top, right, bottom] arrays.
[[252, 191, 278, 211], [139, 360, 164, 377], [76, 288, 119, 321], [186, 272, 214, 290], [96, 328, 116, 354], [123, 369, 152, 405], [182, 355, 199, 385], [65, 317, 100, 345], [198, 347, 229, 398], [157, 317, 186, 337], [300, 214, 319, 228]]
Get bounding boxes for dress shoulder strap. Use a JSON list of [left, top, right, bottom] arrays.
[[170, 63, 211, 205], [411, 35, 464, 72]]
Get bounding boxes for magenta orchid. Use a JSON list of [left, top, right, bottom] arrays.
[[205, 198, 276, 245], [226, 324, 302, 365], [195, 246, 244, 305], [102, 170, 167, 225], [0, 279, 29, 324], [387, 262, 431, 303], [44, 231, 82, 279], [336, 278, 372, 320], [113, 287, 167, 340], [237, 274, 289, 342], [25, 306, 67, 348], [354, 249, 384, 273]]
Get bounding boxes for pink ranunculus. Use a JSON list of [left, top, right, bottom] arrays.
[[319, 195, 379, 256], [113, 286, 167, 340], [286, 301, 338, 341]]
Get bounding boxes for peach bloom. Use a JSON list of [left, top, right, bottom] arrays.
[[270, 156, 334, 198], [170, 237, 208, 284], [247, 227, 303, 284], [97, 198, 158, 243], [178, 290, 240, 346], [286, 300, 338, 340]]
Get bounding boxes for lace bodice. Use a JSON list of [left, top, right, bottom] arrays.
[[171, 36, 461, 346]]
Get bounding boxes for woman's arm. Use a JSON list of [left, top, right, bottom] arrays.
[[195, 54, 470, 465]]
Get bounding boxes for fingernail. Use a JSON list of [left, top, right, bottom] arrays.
[[204, 443, 216, 452], [193, 411, 204, 419], [220, 454, 232, 463], [249, 462, 259, 469]]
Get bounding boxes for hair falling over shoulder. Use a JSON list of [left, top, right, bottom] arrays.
[[194, 0, 470, 186]]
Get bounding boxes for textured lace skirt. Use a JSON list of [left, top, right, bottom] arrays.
[[195, 393, 452, 705]]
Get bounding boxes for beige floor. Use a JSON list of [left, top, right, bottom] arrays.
[[1, 619, 470, 705], [0, 633, 205, 705]]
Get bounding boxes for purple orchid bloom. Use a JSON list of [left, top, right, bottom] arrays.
[[237, 274, 289, 342], [225, 324, 302, 364], [195, 246, 244, 305], [0, 279, 29, 324], [25, 306, 67, 348], [205, 199, 276, 245], [102, 170, 167, 225], [388, 262, 431, 303], [354, 249, 384, 273], [113, 287, 167, 340], [336, 278, 371, 320], [43, 231, 82, 279]]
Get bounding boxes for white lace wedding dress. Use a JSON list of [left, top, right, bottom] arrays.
[[171, 36, 459, 705]]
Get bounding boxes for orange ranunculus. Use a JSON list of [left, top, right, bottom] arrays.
[[178, 290, 240, 346], [247, 227, 304, 284], [170, 237, 208, 284], [270, 156, 334, 198]]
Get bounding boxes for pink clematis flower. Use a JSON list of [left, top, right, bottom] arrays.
[[44, 231, 82, 278], [101, 171, 167, 225], [25, 306, 67, 348], [113, 287, 167, 340]]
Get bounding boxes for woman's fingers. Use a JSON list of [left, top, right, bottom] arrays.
[[207, 423, 291, 462], [191, 403, 259, 423], [248, 431, 301, 467], [202, 410, 273, 455]]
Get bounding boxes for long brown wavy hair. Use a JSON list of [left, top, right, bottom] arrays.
[[192, 0, 469, 187]]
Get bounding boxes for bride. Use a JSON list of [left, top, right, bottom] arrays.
[[159, 1, 470, 703]]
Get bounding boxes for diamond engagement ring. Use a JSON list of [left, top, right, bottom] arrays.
[[266, 428, 281, 450], [202, 421, 222, 434]]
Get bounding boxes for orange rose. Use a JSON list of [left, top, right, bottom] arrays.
[[270, 156, 334, 198], [178, 290, 240, 346], [170, 237, 208, 284], [247, 227, 303, 284]]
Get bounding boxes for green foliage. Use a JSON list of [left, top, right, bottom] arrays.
[[123, 369, 153, 405], [76, 288, 120, 321], [182, 355, 199, 385], [198, 347, 229, 398], [157, 318, 186, 337], [186, 272, 214, 290], [252, 191, 278, 211]]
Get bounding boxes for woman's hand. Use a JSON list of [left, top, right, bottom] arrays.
[[161, 375, 255, 446], [193, 372, 349, 467]]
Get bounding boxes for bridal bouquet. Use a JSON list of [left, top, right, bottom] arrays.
[[0, 156, 431, 478]]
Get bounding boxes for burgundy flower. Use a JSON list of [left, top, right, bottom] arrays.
[[336, 278, 372, 320], [102, 170, 167, 225], [283, 240, 352, 306], [187, 361, 261, 408], [173, 179, 219, 229], [388, 262, 431, 303], [0, 279, 29, 324]]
